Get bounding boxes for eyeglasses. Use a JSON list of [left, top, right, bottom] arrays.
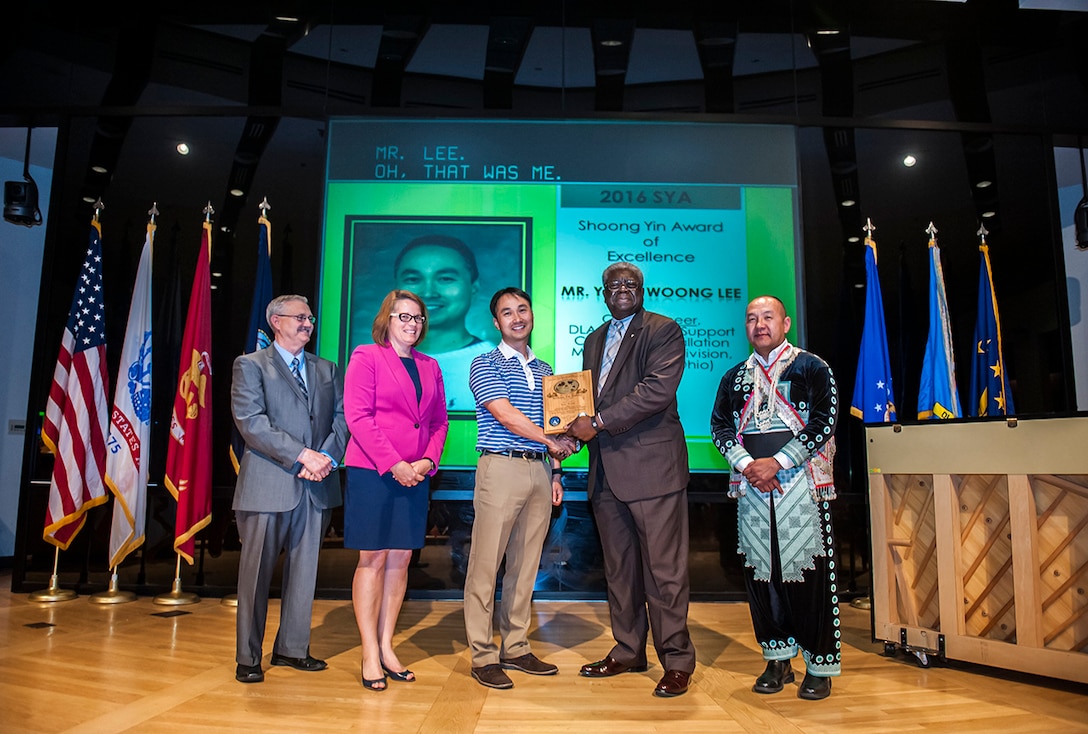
[[604, 279, 641, 293], [392, 313, 427, 323], [277, 313, 316, 324]]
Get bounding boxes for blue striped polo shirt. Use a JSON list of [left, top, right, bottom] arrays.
[[469, 341, 552, 453]]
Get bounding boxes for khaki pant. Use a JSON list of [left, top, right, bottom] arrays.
[[463, 453, 554, 667]]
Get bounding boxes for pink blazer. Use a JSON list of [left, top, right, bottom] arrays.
[[343, 343, 449, 474]]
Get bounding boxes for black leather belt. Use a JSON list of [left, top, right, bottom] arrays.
[[481, 449, 546, 461]]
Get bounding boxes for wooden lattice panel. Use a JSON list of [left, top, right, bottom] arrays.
[[1029, 474, 1088, 653], [885, 474, 941, 631], [953, 474, 1016, 643]]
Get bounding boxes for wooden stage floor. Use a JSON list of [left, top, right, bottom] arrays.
[[1, 570, 1085, 733]]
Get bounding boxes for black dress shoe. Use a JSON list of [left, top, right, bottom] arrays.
[[236, 663, 264, 683], [579, 656, 649, 677], [752, 659, 794, 694], [270, 653, 328, 672], [653, 669, 691, 697], [798, 672, 831, 700]]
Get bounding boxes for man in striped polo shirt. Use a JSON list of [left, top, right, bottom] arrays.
[[464, 286, 575, 690]]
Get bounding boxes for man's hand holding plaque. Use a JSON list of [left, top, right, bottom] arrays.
[[543, 370, 594, 435]]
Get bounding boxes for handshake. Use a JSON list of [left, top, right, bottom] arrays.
[[544, 433, 582, 462]]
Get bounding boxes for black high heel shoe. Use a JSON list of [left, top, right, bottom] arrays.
[[381, 660, 416, 683], [361, 674, 387, 691]]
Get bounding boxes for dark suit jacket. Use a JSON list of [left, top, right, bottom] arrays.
[[582, 308, 689, 501], [231, 346, 348, 513]]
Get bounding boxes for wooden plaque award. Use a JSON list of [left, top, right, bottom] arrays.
[[542, 370, 595, 434]]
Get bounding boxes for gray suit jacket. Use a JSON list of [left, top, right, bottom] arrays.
[[231, 346, 348, 512], [582, 308, 689, 502]]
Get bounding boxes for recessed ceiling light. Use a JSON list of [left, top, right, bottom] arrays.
[[600, 39, 624, 47], [82, 195, 96, 203], [902, 155, 917, 167], [816, 29, 840, 35], [91, 165, 108, 174], [212, 271, 223, 278], [981, 210, 996, 218], [230, 188, 245, 197], [176, 143, 190, 155], [848, 236, 860, 243], [976, 180, 992, 188], [841, 199, 856, 207]]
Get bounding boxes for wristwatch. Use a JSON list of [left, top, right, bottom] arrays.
[[590, 415, 600, 431]]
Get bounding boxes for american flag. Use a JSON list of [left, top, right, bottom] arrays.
[[42, 220, 111, 549]]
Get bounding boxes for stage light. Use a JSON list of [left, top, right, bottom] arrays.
[[903, 155, 917, 167], [3, 128, 42, 227], [176, 142, 190, 155]]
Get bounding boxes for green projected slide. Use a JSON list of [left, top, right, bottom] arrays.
[[322, 119, 801, 471]]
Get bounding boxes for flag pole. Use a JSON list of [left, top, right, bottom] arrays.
[[35, 197, 113, 604], [92, 202, 160, 606], [28, 548, 77, 602], [222, 197, 272, 609], [156, 202, 215, 607]]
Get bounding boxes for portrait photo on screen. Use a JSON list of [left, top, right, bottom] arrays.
[[345, 216, 530, 412]]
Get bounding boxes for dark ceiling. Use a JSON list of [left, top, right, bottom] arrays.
[[3, 1, 1086, 231]]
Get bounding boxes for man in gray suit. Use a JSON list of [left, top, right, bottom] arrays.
[[566, 263, 695, 698], [231, 294, 348, 683]]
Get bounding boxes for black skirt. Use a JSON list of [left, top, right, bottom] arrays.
[[343, 466, 429, 551]]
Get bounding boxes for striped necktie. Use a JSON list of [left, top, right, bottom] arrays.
[[597, 320, 625, 395], [291, 356, 308, 399]]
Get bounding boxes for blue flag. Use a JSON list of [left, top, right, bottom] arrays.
[[230, 213, 275, 473], [245, 215, 275, 353], [969, 241, 1014, 416], [851, 232, 897, 423], [917, 231, 961, 420]]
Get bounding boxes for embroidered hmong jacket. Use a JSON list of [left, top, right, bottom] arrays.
[[710, 345, 839, 502]]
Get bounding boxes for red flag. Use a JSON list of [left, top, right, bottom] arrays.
[[164, 220, 213, 564], [41, 219, 111, 549]]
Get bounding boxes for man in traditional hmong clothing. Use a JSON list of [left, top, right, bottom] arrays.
[[710, 295, 841, 700]]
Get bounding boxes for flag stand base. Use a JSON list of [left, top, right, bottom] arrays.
[[28, 574, 77, 603], [153, 578, 200, 606], [221, 593, 238, 608], [90, 573, 136, 605], [850, 596, 872, 610]]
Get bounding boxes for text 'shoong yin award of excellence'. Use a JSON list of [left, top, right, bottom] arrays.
[[543, 370, 594, 435]]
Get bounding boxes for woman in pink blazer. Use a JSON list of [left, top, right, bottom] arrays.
[[344, 289, 449, 690]]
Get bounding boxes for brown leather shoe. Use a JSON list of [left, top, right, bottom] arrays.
[[579, 656, 649, 677], [653, 669, 691, 697], [471, 663, 514, 689], [501, 652, 558, 676]]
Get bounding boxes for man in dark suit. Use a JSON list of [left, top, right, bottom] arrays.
[[230, 294, 349, 683], [566, 263, 695, 698]]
